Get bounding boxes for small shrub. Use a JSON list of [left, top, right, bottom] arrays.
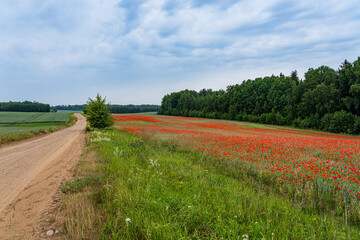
[[86, 94, 114, 129]]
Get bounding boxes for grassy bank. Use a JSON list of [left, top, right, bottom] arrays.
[[61, 129, 359, 239], [0, 114, 77, 146]]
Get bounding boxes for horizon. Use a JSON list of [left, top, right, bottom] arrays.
[[1, 1, 359, 105]]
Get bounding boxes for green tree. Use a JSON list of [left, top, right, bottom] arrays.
[[86, 94, 114, 129]]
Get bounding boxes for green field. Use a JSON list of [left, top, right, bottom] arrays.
[[0, 122, 64, 135], [0, 112, 70, 124], [0, 112, 71, 137]]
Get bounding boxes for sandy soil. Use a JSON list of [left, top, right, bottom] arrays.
[[0, 114, 86, 239]]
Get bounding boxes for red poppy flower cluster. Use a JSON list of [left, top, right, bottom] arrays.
[[114, 114, 360, 204]]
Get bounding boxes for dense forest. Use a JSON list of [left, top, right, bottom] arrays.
[[0, 101, 50, 112], [54, 104, 160, 113], [159, 58, 360, 134], [109, 104, 160, 113]]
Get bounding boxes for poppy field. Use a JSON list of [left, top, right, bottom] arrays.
[[114, 114, 360, 219], [63, 114, 360, 239]]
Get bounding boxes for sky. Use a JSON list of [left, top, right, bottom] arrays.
[[0, 0, 359, 105]]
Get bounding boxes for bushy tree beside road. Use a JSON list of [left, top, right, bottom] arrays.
[[85, 94, 114, 129]]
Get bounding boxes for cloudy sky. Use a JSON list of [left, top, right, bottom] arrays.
[[0, 0, 359, 105]]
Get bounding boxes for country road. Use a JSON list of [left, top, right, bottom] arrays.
[[0, 113, 86, 239]]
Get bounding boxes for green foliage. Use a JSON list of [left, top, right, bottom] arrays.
[[0, 101, 50, 112], [86, 94, 114, 129], [159, 57, 360, 134], [320, 111, 356, 133], [82, 106, 89, 115], [109, 104, 160, 113]]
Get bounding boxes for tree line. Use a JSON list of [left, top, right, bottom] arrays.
[[53, 104, 84, 111], [108, 104, 160, 113], [54, 104, 160, 114], [0, 101, 50, 112], [159, 58, 360, 134]]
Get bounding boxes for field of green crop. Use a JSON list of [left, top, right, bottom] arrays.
[[0, 112, 71, 138], [0, 112, 70, 124], [0, 122, 64, 135]]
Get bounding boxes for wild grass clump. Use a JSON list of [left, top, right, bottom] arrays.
[[60, 176, 101, 194], [62, 129, 360, 239]]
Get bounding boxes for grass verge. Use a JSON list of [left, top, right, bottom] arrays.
[[60, 129, 359, 239], [0, 113, 77, 146]]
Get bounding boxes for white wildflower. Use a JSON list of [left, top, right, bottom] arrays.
[[90, 131, 111, 142], [114, 147, 122, 156], [149, 159, 160, 168], [242, 234, 249, 240]]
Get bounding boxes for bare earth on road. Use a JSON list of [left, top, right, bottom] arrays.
[[0, 114, 86, 239]]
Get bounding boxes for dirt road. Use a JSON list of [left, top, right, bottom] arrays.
[[0, 113, 86, 239]]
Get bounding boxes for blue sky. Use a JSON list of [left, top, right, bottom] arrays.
[[0, 0, 359, 105]]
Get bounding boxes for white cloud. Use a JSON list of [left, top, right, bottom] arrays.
[[0, 0, 359, 104]]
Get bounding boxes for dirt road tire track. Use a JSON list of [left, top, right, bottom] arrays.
[[0, 114, 86, 239]]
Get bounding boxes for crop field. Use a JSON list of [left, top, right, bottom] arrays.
[[0, 112, 72, 141], [0, 112, 70, 124], [113, 115, 360, 216], [0, 122, 64, 135]]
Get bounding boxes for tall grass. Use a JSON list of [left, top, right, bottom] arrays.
[[62, 129, 359, 239]]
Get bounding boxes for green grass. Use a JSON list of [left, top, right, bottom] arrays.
[[236, 122, 277, 130], [61, 129, 359, 239], [0, 112, 70, 124]]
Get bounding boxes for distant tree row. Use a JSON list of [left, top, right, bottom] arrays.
[[109, 105, 160, 113], [0, 101, 50, 112], [159, 57, 360, 134], [53, 104, 85, 111], [54, 104, 160, 114]]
